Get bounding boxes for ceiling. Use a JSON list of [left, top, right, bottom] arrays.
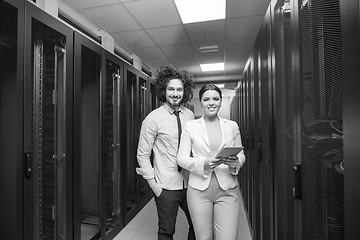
[[60, 0, 271, 83]]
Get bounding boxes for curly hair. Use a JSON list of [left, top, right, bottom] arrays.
[[154, 66, 195, 104]]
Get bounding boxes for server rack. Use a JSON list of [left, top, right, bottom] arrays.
[[72, 25, 154, 240], [231, 0, 350, 239], [101, 50, 125, 239], [0, 1, 173, 239], [0, 0, 25, 239], [296, 1, 344, 239], [272, 1, 295, 239], [122, 65, 152, 225], [73, 31, 105, 240], [23, 2, 74, 240], [239, 7, 275, 240]]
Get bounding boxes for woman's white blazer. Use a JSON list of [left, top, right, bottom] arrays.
[[177, 116, 246, 191]]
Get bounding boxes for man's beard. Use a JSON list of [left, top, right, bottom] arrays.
[[167, 98, 181, 108]]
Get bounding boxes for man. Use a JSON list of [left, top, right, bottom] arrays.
[[136, 66, 196, 240]]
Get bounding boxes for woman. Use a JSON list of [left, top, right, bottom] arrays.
[[177, 84, 246, 240]]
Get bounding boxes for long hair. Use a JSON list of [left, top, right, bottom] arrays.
[[154, 66, 195, 103]]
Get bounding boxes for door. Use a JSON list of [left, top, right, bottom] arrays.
[[123, 66, 151, 224], [103, 55, 123, 238], [23, 3, 73, 239], [297, 0, 344, 239], [0, 0, 25, 239], [272, 1, 296, 240], [73, 31, 103, 240]]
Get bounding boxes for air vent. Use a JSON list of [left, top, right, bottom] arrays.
[[199, 45, 219, 54]]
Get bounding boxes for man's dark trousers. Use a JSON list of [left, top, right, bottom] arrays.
[[155, 188, 195, 240]]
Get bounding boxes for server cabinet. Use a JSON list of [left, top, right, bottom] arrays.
[[233, 0, 350, 239], [23, 2, 74, 240], [272, 1, 296, 240], [73, 31, 105, 240], [242, 57, 258, 239], [255, 11, 275, 240], [296, 0, 344, 239], [123, 65, 151, 224], [234, 6, 276, 240], [102, 51, 124, 239], [0, 0, 24, 239], [252, 53, 262, 240]]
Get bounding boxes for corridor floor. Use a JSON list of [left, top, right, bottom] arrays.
[[114, 194, 252, 240]]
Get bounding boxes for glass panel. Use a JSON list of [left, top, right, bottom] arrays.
[[31, 19, 67, 240], [104, 60, 122, 234], [0, 2, 17, 160], [0, 2, 18, 237], [125, 71, 148, 220], [125, 70, 138, 216], [80, 45, 101, 240]]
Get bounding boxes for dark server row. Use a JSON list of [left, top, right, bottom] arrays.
[[0, 0, 179, 239], [229, 0, 360, 240]]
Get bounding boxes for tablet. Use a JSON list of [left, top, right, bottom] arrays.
[[215, 146, 243, 158]]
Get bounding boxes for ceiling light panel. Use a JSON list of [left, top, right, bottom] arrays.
[[174, 0, 226, 24]]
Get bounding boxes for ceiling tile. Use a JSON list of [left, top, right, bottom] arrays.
[[227, 0, 271, 18], [185, 20, 226, 42], [197, 53, 225, 64], [160, 43, 194, 58], [112, 30, 156, 51], [123, 0, 182, 28], [133, 46, 167, 60], [80, 4, 141, 33], [170, 56, 198, 68], [61, 0, 119, 10], [198, 69, 225, 77], [146, 25, 189, 46], [226, 16, 264, 39], [183, 65, 202, 75], [144, 57, 175, 72]]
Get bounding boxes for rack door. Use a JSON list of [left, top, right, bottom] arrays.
[[297, 0, 344, 239], [123, 66, 151, 224], [73, 31, 104, 240], [102, 54, 124, 239], [23, 3, 74, 239], [0, 0, 25, 239]]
